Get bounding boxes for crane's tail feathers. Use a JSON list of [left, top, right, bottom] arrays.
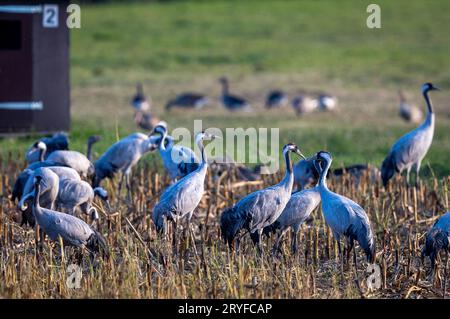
[[220, 207, 246, 248], [422, 229, 449, 268], [262, 221, 280, 238], [381, 153, 397, 187], [87, 230, 110, 259]]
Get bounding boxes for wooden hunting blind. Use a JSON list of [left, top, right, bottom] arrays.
[[0, 1, 70, 135]]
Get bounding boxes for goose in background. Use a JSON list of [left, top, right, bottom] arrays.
[[165, 93, 208, 112], [265, 90, 288, 109], [26, 132, 69, 164], [152, 123, 199, 182], [152, 131, 217, 244], [317, 92, 338, 112], [314, 151, 376, 274], [381, 83, 439, 187], [31, 175, 109, 259], [291, 95, 318, 116], [263, 187, 321, 255], [208, 155, 261, 182], [398, 90, 423, 123], [219, 77, 251, 111], [131, 82, 151, 112], [93, 132, 160, 199], [220, 143, 306, 255], [134, 110, 160, 131]]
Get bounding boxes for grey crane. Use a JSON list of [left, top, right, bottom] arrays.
[[265, 90, 288, 109], [314, 151, 376, 276], [26, 132, 69, 164], [152, 131, 216, 242], [165, 93, 208, 111], [293, 156, 320, 190], [93, 132, 159, 199], [31, 175, 109, 258], [263, 187, 321, 255], [220, 143, 306, 255], [12, 157, 69, 204], [131, 82, 151, 112], [422, 211, 450, 270], [381, 83, 439, 187], [18, 166, 82, 227], [422, 211, 450, 297], [56, 178, 109, 222], [153, 123, 199, 182], [398, 90, 423, 124], [219, 77, 251, 111], [29, 135, 100, 178]]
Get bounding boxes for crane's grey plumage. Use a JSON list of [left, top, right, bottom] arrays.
[[93, 132, 159, 198], [152, 131, 215, 236], [26, 132, 69, 164], [153, 124, 199, 181], [265, 90, 288, 109], [46, 150, 94, 179], [422, 212, 450, 270], [381, 83, 439, 187], [219, 77, 251, 111], [31, 175, 109, 258], [56, 178, 108, 221], [263, 187, 321, 255], [29, 135, 100, 178], [18, 167, 82, 227], [165, 93, 208, 111], [293, 156, 320, 190], [398, 90, 423, 123], [220, 143, 306, 254], [315, 151, 375, 269]]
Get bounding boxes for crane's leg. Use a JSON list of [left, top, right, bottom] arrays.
[[352, 242, 363, 294], [338, 240, 344, 283], [125, 171, 132, 201], [172, 221, 178, 256], [250, 230, 263, 257], [406, 166, 411, 187], [415, 161, 421, 188], [292, 225, 300, 255], [443, 252, 449, 299], [117, 171, 125, 199], [271, 228, 287, 257]]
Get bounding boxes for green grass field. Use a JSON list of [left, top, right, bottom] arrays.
[[1, 0, 449, 176]]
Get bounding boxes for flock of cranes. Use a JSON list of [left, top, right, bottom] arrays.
[[7, 81, 449, 293]]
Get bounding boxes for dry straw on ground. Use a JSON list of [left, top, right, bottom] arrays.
[[0, 152, 448, 298]]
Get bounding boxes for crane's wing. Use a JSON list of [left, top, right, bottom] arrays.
[[42, 209, 93, 245]]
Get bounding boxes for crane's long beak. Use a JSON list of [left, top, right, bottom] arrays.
[[433, 86, 441, 91], [296, 149, 306, 160]]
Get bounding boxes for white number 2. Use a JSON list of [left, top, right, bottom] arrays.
[[43, 4, 59, 28]]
